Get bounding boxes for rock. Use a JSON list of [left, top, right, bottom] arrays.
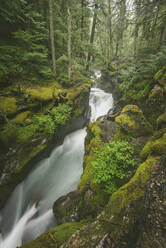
[[148, 84, 163, 102], [115, 105, 153, 138], [53, 190, 82, 224]]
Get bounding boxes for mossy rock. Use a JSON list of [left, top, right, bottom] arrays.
[[26, 87, 54, 102], [55, 157, 161, 248], [115, 105, 153, 138], [148, 85, 163, 101], [140, 131, 166, 160], [20, 222, 84, 248], [78, 122, 103, 192], [12, 111, 31, 124], [0, 97, 17, 116], [53, 191, 82, 224], [104, 156, 161, 233]]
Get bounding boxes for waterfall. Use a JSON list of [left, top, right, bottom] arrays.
[[0, 82, 113, 248]]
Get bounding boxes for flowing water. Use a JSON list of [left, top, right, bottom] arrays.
[[0, 82, 113, 248]]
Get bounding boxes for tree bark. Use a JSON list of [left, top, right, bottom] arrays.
[[81, 0, 85, 41], [68, 7, 72, 81], [107, 0, 113, 62], [49, 0, 56, 77], [86, 3, 98, 70]]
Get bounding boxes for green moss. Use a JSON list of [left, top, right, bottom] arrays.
[[12, 111, 31, 123], [115, 105, 153, 138], [104, 156, 161, 230], [122, 105, 140, 113], [26, 87, 54, 102], [78, 122, 102, 192], [0, 122, 18, 146], [20, 222, 84, 248], [157, 111, 166, 128], [66, 87, 82, 103], [0, 97, 17, 116], [154, 66, 166, 85], [140, 131, 166, 160], [53, 222, 84, 245], [113, 128, 131, 141], [13, 144, 47, 174], [115, 113, 135, 128]]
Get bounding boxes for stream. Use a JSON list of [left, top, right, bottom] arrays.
[[0, 80, 113, 248]]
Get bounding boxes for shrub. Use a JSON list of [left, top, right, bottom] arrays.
[[33, 115, 55, 135], [92, 141, 136, 194], [49, 103, 72, 126]]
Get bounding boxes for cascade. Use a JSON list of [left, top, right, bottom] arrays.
[[0, 75, 113, 248]]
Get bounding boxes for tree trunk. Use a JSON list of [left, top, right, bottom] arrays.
[[107, 0, 113, 62], [86, 3, 98, 70], [81, 0, 85, 41], [49, 0, 56, 77], [68, 7, 72, 81]]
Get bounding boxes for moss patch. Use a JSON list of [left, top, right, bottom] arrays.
[[115, 105, 153, 137], [78, 122, 103, 192], [140, 131, 166, 160], [157, 111, 166, 129], [154, 65, 166, 86], [26, 87, 54, 102], [20, 222, 84, 248], [12, 111, 31, 123], [0, 97, 17, 116], [104, 156, 161, 233]]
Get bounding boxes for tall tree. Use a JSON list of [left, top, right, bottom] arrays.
[[107, 0, 113, 61], [49, 0, 56, 77], [67, 7, 72, 80], [86, 2, 98, 70]]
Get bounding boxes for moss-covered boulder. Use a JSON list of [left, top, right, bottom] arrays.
[[115, 105, 153, 137], [148, 84, 163, 102], [140, 129, 166, 160], [58, 156, 161, 248], [0, 97, 17, 116], [53, 190, 83, 224], [26, 87, 55, 102], [19, 222, 84, 248]]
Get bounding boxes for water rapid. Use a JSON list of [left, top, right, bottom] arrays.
[[0, 83, 113, 248]]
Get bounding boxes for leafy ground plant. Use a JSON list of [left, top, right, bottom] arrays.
[[92, 141, 136, 194]]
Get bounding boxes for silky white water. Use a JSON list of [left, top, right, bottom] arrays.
[[0, 84, 113, 248]]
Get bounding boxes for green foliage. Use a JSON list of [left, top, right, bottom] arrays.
[[32, 115, 55, 135], [49, 103, 72, 126], [92, 141, 136, 194]]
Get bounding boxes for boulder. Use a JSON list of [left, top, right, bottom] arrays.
[[115, 105, 153, 137]]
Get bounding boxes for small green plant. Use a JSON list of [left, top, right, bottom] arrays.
[[33, 115, 55, 135], [49, 103, 72, 126], [92, 141, 136, 194]]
